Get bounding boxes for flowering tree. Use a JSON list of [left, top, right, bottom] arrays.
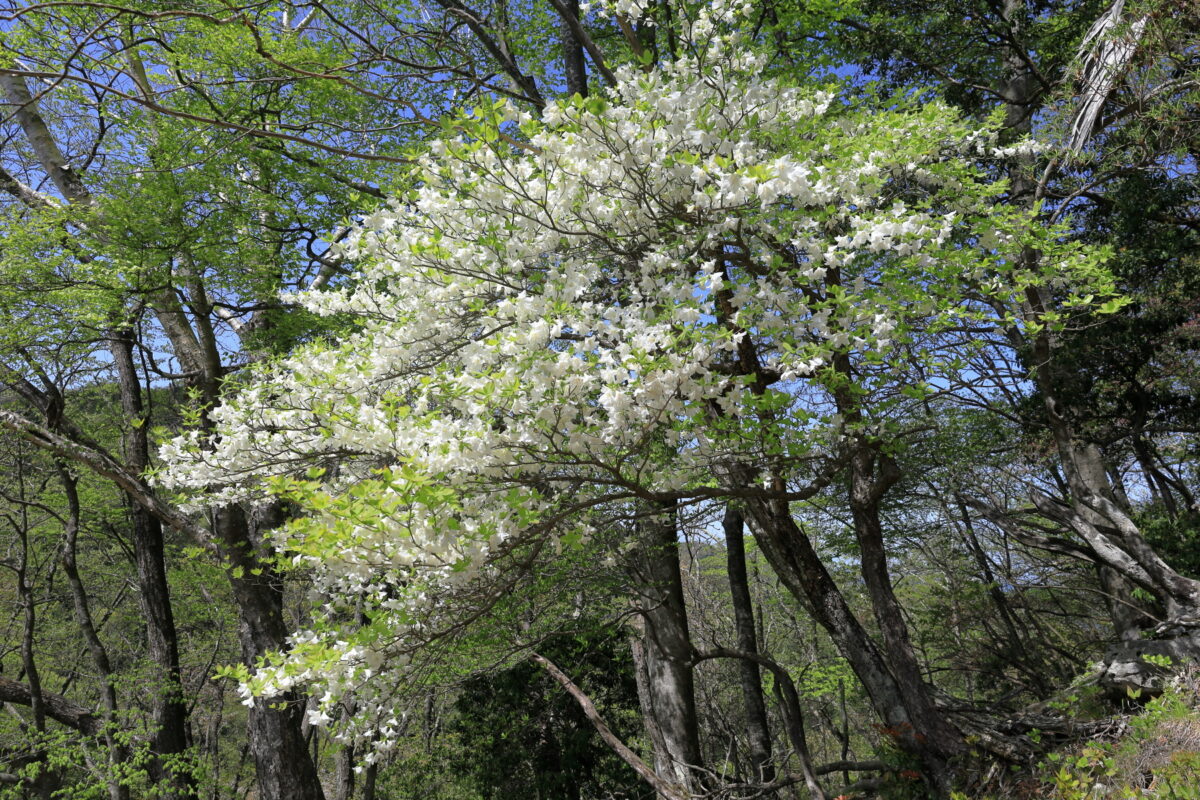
[[161, 3, 1112, 784]]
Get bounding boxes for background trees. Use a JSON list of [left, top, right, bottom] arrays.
[[0, 1, 1197, 799]]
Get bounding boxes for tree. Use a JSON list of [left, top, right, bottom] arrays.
[[159, 4, 1114, 789], [832, 2, 1200, 669]]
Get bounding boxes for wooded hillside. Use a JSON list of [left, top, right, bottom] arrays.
[[0, 1, 1197, 798]]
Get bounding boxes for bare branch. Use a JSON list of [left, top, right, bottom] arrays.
[[0, 676, 102, 736], [0, 408, 212, 546], [532, 652, 691, 800]]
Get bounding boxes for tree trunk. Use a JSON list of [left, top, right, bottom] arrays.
[[722, 506, 775, 787], [848, 445, 963, 762], [214, 504, 327, 800], [556, 0, 588, 97], [630, 503, 705, 792], [57, 466, 130, 800], [737, 482, 962, 790], [13, 456, 54, 800], [629, 636, 672, 777], [109, 329, 195, 799]]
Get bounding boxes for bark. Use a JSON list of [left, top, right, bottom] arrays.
[[0, 677, 102, 735], [109, 328, 195, 799], [3, 52, 323, 800], [735, 476, 963, 787], [0, 409, 210, 542], [546, 0, 618, 86], [556, 0, 588, 97], [1, 73, 195, 794], [0, 329, 325, 800], [430, 0, 545, 107], [989, 0, 1200, 686], [13, 476, 53, 800], [214, 504, 326, 800], [333, 741, 354, 800], [144, 248, 325, 799], [361, 763, 378, 800], [630, 503, 705, 792], [0, 164, 55, 208], [629, 636, 672, 776], [1097, 565, 1147, 645], [798, 267, 961, 784], [955, 499, 1027, 653], [0, 73, 92, 204], [56, 466, 130, 800], [989, 0, 1200, 617], [722, 506, 775, 787], [847, 444, 963, 762], [1031, 395, 1200, 615]]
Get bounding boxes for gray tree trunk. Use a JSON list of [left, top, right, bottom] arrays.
[[111, 329, 196, 799], [736, 482, 963, 791], [556, 0, 588, 97], [630, 503, 705, 793], [215, 504, 327, 800], [847, 444, 963, 764], [722, 506, 775, 787]]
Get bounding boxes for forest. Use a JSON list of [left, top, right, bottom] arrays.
[[0, 0, 1197, 798]]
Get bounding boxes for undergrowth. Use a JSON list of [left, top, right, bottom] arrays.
[[954, 667, 1200, 799]]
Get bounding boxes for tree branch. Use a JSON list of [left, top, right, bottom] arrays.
[[0, 408, 212, 546], [0, 165, 58, 209], [431, 0, 545, 108], [0, 676, 102, 736], [532, 652, 691, 800], [545, 0, 618, 86]]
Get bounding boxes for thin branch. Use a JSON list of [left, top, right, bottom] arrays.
[[532, 652, 691, 800], [430, 0, 545, 108], [1, 67, 413, 164]]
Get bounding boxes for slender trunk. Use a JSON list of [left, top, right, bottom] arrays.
[[333, 716, 355, 800], [738, 484, 963, 788], [630, 503, 704, 792], [694, 646, 826, 800], [556, 0, 588, 97], [361, 762, 378, 800], [769, 671, 826, 800], [812, 297, 960, 786], [847, 446, 962, 761], [955, 499, 1025, 652], [14, 462, 53, 800], [536, 652, 691, 800], [839, 679, 850, 786], [57, 466, 130, 800], [109, 328, 195, 798], [722, 506, 775, 787]]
